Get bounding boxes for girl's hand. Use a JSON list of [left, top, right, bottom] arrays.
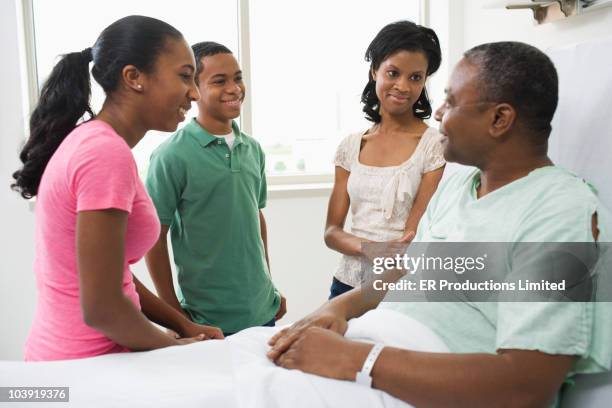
[[166, 328, 180, 339], [178, 320, 224, 340], [175, 333, 207, 345]]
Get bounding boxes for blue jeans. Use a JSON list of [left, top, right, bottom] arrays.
[[223, 317, 275, 337], [328, 277, 354, 300]]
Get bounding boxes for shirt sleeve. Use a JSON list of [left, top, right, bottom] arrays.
[[69, 136, 137, 213], [496, 193, 612, 375], [333, 133, 357, 171], [145, 146, 186, 226], [258, 145, 267, 209], [422, 129, 446, 173]]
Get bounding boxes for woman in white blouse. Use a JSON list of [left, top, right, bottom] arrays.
[[325, 21, 446, 298]]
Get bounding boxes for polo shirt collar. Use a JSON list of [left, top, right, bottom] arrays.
[[189, 118, 244, 148], [231, 121, 245, 149]]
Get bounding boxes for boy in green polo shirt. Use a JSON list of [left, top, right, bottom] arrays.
[[145, 42, 286, 335]]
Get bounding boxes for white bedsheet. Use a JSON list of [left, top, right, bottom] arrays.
[[0, 308, 448, 408]]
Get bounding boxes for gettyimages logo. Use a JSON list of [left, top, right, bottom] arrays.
[[371, 252, 487, 275]]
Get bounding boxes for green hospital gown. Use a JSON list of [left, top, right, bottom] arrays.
[[379, 166, 612, 406]]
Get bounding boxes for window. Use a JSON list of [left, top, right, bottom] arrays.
[[29, 0, 422, 181], [249, 0, 421, 177]]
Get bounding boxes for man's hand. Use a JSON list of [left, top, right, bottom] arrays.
[[271, 327, 371, 381], [275, 294, 288, 320], [267, 307, 348, 361]]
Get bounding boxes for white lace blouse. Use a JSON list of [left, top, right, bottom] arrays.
[[333, 127, 446, 287]]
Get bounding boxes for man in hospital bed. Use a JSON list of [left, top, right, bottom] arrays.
[[267, 41, 612, 408], [3, 40, 610, 408]]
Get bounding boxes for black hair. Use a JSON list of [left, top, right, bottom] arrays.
[[361, 20, 441, 123], [191, 41, 233, 84], [463, 41, 558, 138], [11, 15, 183, 199]]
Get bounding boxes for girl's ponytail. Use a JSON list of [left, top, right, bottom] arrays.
[[11, 48, 93, 199]]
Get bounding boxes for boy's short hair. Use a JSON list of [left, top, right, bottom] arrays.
[[191, 41, 233, 83]]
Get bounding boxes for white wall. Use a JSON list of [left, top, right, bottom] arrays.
[[462, 0, 612, 56]]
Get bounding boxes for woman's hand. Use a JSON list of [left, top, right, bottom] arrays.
[[178, 320, 224, 340], [267, 306, 348, 361], [362, 240, 410, 264], [393, 230, 415, 243], [271, 327, 372, 381]]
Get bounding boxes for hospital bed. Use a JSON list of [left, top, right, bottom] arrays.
[[0, 309, 445, 408]]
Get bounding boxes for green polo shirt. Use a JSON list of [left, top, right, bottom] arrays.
[[146, 119, 280, 334]]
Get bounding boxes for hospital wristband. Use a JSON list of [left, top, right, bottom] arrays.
[[355, 342, 385, 387]]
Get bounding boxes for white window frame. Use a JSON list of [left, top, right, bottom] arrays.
[[16, 0, 428, 190], [15, 0, 38, 135]]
